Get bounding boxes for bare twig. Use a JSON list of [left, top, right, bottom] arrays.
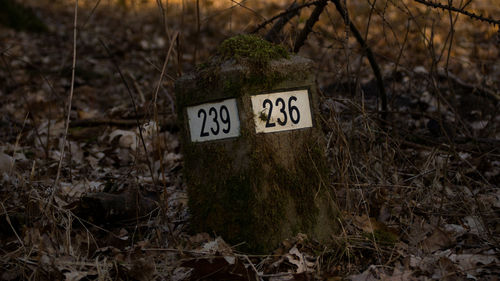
[[9, 113, 29, 176], [152, 30, 178, 205], [200, 0, 249, 23], [229, 0, 266, 20], [81, 0, 102, 29], [53, 0, 78, 189], [127, 71, 146, 104], [436, 68, 500, 102], [69, 117, 178, 131], [293, 0, 328, 53], [69, 118, 140, 127], [0, 202, 24, 249], [264, 1, 300, 43], [176, 33, 182, 76], [330, 0, 388, 122], [243, 255, 262, 281], [98, 38, 158, 188], [414, 0, 500, 26], [153, 31, 179, 112], [251, 0, 323, 34], [194, 0, 201, 65]]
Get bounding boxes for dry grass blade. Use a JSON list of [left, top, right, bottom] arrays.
[[53, 0, 79, 189]]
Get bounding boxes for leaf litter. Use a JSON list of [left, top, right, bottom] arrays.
[[0, 0, 499, 280]]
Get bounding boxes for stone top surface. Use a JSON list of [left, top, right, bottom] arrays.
[[175, 55, 314, 88]]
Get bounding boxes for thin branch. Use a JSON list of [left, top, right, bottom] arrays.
[[9, 113, 29, 176], [293, 0, 328, 53], [153, 31, 179, 111], [264, 1, 299, 43], [414, 0, 500, 27], [81, 0, 102, 29], [69, 118, 139, 127], [200, 0, 249, 23], [251, 0, 323, 34], [0, 202, 24, 250], [152, 31, 178, 195], [230, 0, 266, 20], [53, 0, 78, 189], [330, 0, 388, 121], [194, 0, 200, 65], [98, 38, 158, 188]]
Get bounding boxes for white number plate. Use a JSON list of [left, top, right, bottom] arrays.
[[187, 99, 240, 142], [251, 89, 313, 133]]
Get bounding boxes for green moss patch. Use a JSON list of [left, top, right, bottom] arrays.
[[185, 35, 291, 104], [362, 229, 399, 246], [184, 133, 334, 253], [218, 34, 289, 67]]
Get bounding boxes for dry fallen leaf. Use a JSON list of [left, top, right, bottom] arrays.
[[199, 237, 233, 255], [285, 246, 315, 274], [379, 267, 415, 281], [63, 271, 88, 281], [109, 129, 138, 150], [0, 152, 14, 173], [353, 214, 381, 233], [59, 179, 103, 198], [448, 253, 499, 272], [463, 216, 487, 237], [420, 228, 454, 253], [348, 265, 379, 281]]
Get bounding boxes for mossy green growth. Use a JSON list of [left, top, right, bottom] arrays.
[[218, 34, 289, 67], [176, 35, 309, 108], [363, 229, 399, 246], [183, 132, 334, 253]]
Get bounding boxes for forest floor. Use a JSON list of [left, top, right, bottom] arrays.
[[1, 0, 499, 280]]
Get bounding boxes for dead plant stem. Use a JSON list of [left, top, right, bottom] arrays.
[[53, 0, 78, 190], [153, 31, 178, 197], [331, 0, 388, 122], [251, 1, 323, 33], [98, 38, 158, 188], [0, 202, 24, 249], [10, 112, 29, 176], [194, 0, 200, 65]]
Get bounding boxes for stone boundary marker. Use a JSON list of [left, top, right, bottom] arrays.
[[175, 35, 337, 253]]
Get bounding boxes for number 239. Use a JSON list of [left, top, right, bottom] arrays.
[[198, 106, 231, 137]]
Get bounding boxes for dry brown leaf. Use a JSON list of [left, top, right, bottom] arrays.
[[284, 246, 315, 274], [0, 152, 14, 173], [199, 237, 233, 255], [109, 129, 138, 150], [352, 214, 381, 233], [420, 228, 454, 254], [449, 253, 499, 272]]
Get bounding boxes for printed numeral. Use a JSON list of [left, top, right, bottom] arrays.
[[197, 105, 231, 137], [262, 96, 301, 128]]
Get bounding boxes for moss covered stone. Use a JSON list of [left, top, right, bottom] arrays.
[[175, 35, 338, 253], [217, 34, 289, 67]]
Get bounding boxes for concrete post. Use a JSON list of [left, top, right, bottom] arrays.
[[175, 35, 337, 253]]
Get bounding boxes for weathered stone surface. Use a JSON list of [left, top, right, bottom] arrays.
[[175, 37, 337, 253]]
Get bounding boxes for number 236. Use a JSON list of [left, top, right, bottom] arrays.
[[261, 96, 300, 128]]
